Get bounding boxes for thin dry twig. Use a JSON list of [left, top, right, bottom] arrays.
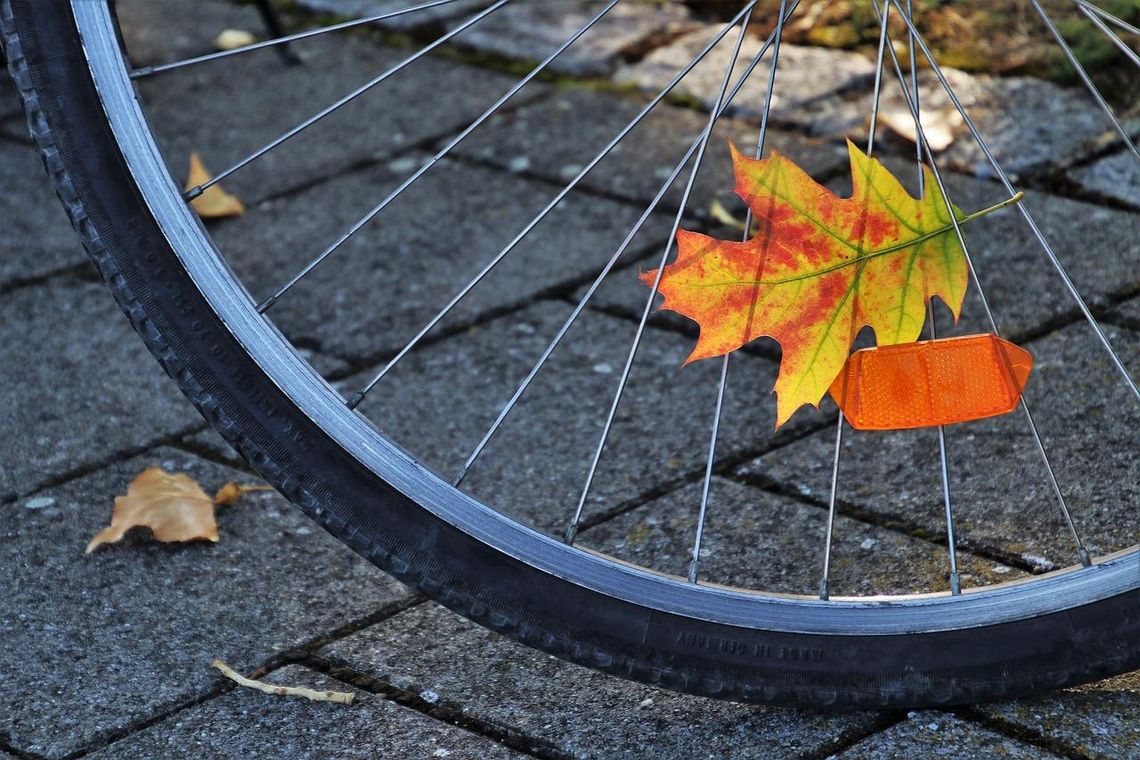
[[210, 659, 356, 705]]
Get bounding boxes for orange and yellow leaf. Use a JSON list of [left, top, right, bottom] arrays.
[[642, 141, 1019, 427]]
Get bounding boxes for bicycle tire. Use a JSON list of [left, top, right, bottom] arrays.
[[4, 0, 1138, 709]]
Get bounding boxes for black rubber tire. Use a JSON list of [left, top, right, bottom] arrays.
[[4, 0, 1138, 709]]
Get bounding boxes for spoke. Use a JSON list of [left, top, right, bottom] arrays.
[[1076, 0, 1140, 37], [349, 0, 788, 409], [130, 0, 468, 78], [881, 6, 1093, 568], [564, 6, 758, 547], [1027, 0, 1138, 158], [451, 6, 799, 488], [183, 0, 513, 201], [818, 418, 843, 601], [818, 0, 892, 601], [888, 0, 1139, 404], [894, 0, 962, 595], [259, 0, 625, 315], [1074, 2, 1140, 70], [690, 0, 790, 585]]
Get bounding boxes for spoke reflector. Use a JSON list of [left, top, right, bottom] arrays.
[[829, 334, 1033, 431]]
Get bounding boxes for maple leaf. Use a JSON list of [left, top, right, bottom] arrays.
[[642, 141, 1020, 427], [85, 467, 270, 553]]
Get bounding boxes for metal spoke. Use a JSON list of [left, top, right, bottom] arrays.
[[451, 6, 799, 488], [1076, 0, 1140, 37], [882, 4, 1093, 567], [1074, 2, 1140, 70], [564, 6, 757, 547], [818, 0, 892, 602], [348, 0, 789, 409], [690, 0, 790, 585], [183, 0, 513, 201], [1026, 0, 1138, 158], [888, 0, 1139, 404], [258, 0, 625, 315], [891, 0, 962, 595], [130, 0, 470, 78]]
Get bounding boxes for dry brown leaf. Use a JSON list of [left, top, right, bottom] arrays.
[[214, 482, 273, 505], [85, 468, 268, 554], [878, 106, 963, 152], [185, 152, 245, 219]]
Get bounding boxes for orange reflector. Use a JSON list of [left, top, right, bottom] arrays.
[[828, 334, 1033, 431]]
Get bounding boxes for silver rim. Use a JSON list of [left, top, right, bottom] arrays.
[[74, 0, 1138, 635]]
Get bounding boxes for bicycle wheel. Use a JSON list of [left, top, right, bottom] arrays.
[[3, 0, 1137, 709]]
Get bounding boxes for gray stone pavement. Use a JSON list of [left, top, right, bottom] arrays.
[[2, 1, 1138, 758]]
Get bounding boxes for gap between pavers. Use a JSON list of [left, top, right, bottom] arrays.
[[84, 664, 526, 760], [131, 3, 551, 209], [344, 300, 830, 536], [971, 670, 1140, 760], [0, 140, 89, 293], [578, 476, 1028, 598], [831, 711, 1066, 760], [0, 276, 205, 502], [0, 448, 414, 759], [451, 86, 850, 223], [206, 150, 676, 364], [735, 322, 1140, 573], [318, 602, 887, 759]]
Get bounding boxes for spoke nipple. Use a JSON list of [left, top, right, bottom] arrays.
[[1078, 547, 1092, 568], [129, 66, 153, 79], [346, 391, 365, 410], [818, 578, 830, 602], [687, 559, 700, 584], [949, 572, 962, 596], [183, 186, 204, 202], [450, 467, 468, 488], [256, 293, 279, 314], [563, 524, 578, 546]]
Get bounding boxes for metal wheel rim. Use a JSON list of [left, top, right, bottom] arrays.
[[75, 0, 1138, 636]]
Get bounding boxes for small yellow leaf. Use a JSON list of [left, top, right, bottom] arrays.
[[709, 198, 747, 232], [215, 29, 256, 51], [185, 152, 245, 219]]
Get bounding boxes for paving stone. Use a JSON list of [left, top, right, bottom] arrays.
[[296, 0, 489, 31], [735, 323, 1140, 568], [818, 68, 1118, 178], [0, 142, 86, 290], [116, 0, 263, 68], [1069, 150, 1140, 208], [88, 664, 522, 759], [1107, 293, 1140, 329], [975, 670, 1140, 760], [452, 87, 848, 217], [0, 278, 200, 501], [208, 153, 674, 361], [135, 28, 547, 205], [447, 1, 698, 77], [833, 711, 1064, 759], [349, 302, 830, 535], [578, 477, 1028, 596], [322, 603, 884, 759], [615, 30, 875, 122], [0, 448, 413, 759]]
